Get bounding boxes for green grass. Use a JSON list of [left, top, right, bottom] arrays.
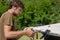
[[18, 33, 44, 40]]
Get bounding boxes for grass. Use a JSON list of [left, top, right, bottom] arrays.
[[18, 33, 44, 40]]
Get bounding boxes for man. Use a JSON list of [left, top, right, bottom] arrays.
[[0, 0, 34, 40]]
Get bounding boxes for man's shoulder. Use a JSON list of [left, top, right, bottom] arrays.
[[1, 11, 13, 18]]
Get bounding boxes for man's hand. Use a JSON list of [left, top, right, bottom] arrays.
[[24, 27, 34, 37]]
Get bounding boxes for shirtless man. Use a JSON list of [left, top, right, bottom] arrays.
[[0, 0, 34, 40]]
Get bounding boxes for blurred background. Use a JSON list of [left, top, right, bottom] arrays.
[[0, 0, 60, 40]]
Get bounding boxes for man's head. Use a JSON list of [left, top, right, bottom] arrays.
[[9, 0, 24, 15]]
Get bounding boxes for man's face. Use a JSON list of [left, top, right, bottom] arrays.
[[14, 7, 23, 16]]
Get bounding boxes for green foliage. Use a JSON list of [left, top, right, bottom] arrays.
[[0, 0, 9, 16], [0, 0, 60, 30]]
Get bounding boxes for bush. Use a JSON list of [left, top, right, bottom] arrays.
[[0, 0, 60, 30]]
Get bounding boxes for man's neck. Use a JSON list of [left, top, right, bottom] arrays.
[[8, 9, 14, 14], [7, 9, 18, 16]]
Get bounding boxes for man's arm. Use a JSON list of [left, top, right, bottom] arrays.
[[4, 25, 26, 39], [4, 25, 34, 39]]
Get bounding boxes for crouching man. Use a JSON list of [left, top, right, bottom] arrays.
[[0, 0, 34, 40]]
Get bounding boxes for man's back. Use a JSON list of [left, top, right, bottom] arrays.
[[0, 17, 6, 40]]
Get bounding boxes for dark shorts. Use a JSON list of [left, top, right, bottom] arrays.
[[7, 38, 17, 40]]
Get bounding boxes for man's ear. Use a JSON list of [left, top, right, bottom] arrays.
[[12, 6, 16, 10]]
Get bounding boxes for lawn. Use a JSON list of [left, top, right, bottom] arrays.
[[18, 33, 44, 40]]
